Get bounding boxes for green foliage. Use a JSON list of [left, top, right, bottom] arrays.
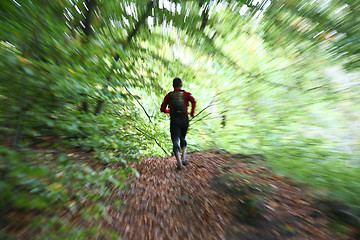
[[29, 215, 118, 240], [0, 144, 125, 238], [263, 138, 360, 211], [1, 0, 359, 238]]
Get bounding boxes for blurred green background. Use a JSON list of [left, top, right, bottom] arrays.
[[1, 0, 359, 238]]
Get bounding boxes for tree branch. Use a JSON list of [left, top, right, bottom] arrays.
[[133, 126, 170, 156], [189, 93, 220, 122], [191, 112, 212, 125], [124, 86, 153, 123]]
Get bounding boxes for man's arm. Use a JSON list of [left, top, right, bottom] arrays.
[[189, 93, 196, 117], [160, 94, 170, 114]]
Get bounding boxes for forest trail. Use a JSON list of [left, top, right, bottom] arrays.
[[104, 151, 350, 240]]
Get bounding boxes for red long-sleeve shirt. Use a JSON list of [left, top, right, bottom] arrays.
[[160, 88, 196, 117]]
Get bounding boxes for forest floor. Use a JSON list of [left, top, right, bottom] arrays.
[[102, 151, 356, 240], [3, 149, 358, 239]]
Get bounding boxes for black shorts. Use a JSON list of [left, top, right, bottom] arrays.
[[170, 116, 189, 153]]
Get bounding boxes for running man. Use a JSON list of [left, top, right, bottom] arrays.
[[160, 78, 196, 170]]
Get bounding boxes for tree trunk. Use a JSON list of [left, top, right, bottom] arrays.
[[126, 1, 153, 43], [81, 101, 89, 113], [83, 0, 97, 38], [94, 100, 105, 115], [81, 0, 97, 113], [199, 0, 209, 30], [95, 1, 153, 115]]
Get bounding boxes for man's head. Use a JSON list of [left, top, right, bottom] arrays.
[[173, 77, 183, 89]]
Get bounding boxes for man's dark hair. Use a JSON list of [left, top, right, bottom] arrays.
[[173, 78, 182, 88]]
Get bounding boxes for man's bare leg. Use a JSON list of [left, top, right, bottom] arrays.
[[174, 151, 183, 170], [181, 146, 188, 165]]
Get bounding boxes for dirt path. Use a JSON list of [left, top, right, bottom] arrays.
[[106, 151, 350, 240]]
